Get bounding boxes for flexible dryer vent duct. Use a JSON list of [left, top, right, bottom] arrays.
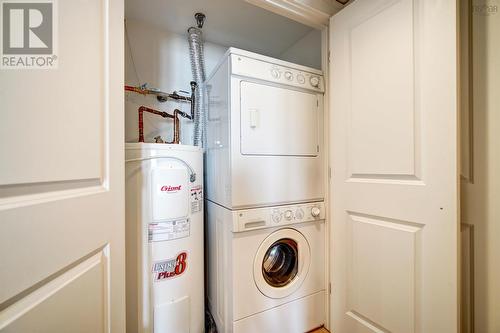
[[188, 13, 207, 147]]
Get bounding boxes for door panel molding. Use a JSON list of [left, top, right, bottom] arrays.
[[0, 0, 113, 211], [346, 0, 422, 183], [461, 222, 475, 333], [345, 310, 391, 333], [0, 246, 110, 331], [460, 0, 474, 184], [346, 212, 421, 333], [0, 0, 111, 192], [0, 179, 104, 210]]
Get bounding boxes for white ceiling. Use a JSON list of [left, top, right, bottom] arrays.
[[125, 0, 318, 57]]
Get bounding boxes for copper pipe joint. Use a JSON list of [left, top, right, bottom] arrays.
[[137, 106, 183, 144]]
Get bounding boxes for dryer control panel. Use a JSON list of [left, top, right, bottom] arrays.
[[230, 53, 324, 93], [233, 202, 325, 233]]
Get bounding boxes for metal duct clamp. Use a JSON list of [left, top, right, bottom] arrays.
[[195, 13, 205, 29]]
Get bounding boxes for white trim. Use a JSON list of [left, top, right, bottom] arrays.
[[245, 0, 343, 28]]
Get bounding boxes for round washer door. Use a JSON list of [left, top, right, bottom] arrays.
[[253, 228, 311, 299]]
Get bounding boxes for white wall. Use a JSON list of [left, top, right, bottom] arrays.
[[125, 19, 227, 144], [461, 4, 500, 333], [280, 29, 322, 70]]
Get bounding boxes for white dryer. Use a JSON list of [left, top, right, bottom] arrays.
[[205, 48, 325, 209], [206, 200, 326, 333]]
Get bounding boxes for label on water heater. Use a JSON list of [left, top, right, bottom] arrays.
[[152, 252, 188, 281], [190, 185, 203, 214], [152, 168, 189, 222], [148, 219, 190, 242]]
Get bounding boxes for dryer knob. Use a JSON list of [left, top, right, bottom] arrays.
[[297, 74, 305, 84], [284, 210, 293, 221], [271, 69, 280, 79], [311, 207, 321, 218], [310, 76, 320, 87]]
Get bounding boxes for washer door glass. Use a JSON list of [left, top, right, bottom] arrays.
[[262, 238, 298, 287], [254, 228, 310, 298]]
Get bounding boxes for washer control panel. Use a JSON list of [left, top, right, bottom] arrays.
[[235, 202, 325, 232], [270, 202, 325, 225], [231, 54, 324, 93]]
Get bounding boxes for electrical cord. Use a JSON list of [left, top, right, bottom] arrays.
[[125, 19, 142, 86]]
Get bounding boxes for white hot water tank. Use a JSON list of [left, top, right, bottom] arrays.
[[125, 143, 204, 333]]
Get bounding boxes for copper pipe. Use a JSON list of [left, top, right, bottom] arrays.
[[138, 106, 173, 143], [126, 83, 197, 122], [125, 85, 147, 95], [137, 106, 189, 144], [173, 110, 180, 144], [170, 109, 194, 144]]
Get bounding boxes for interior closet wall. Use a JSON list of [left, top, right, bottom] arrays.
[[279, 29, 322, 69], [124, 19, 227, 144], [461, 2, 500, 332]]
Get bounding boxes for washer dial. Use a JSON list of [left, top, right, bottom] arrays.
[[272, 211, 282, 223], [311, 206, 321, 218]]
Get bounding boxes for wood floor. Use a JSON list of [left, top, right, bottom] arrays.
[[310, 328, 329, 333]]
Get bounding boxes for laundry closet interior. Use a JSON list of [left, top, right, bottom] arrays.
[[123, 1, 461, 333]]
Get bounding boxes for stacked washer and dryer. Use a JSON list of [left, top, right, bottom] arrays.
[[205, 48, 326, 333]]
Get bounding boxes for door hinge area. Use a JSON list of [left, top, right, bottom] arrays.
[[329, 167, 332, 179], [328, 51, 331, 63], [329, 282, 332, 294]]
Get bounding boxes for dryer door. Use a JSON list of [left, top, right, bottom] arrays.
[[240, 81, 319, 156], [254, 228, 311, 299]]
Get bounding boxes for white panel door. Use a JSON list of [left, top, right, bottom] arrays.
[[330, 0, 458, 332], [0, 0, 124, 332]]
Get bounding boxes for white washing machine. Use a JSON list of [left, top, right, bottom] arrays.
[[206, 200, 326, 333], [205, 47, 325, 209]]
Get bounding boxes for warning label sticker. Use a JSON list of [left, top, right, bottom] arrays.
[[148, 219, 190, 243], [190, 185, 203, 214], [152, 252, 188, 281]]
